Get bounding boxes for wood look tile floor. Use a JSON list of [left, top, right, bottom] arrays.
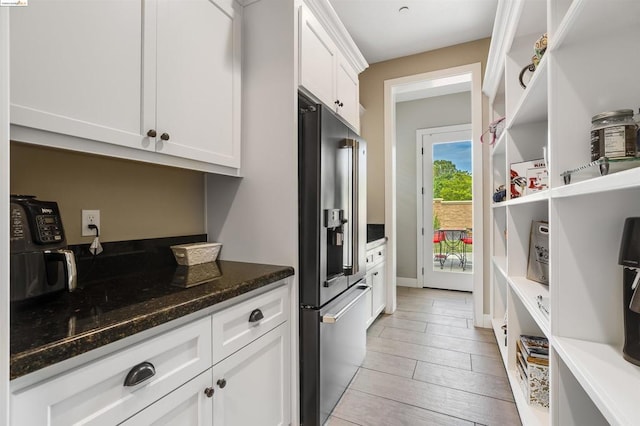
[[327, 286, 522, 426]]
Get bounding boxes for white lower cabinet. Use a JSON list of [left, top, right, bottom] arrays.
[[212, 323, 290, 426], [11, 317, 212, 426], [120, 369, 214, 426], [365, 243, 386, 327], [123, 323, 290, 426], [10, 283, 291, 426]]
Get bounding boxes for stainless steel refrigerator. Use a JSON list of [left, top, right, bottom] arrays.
[[298, 93, 369, 426]]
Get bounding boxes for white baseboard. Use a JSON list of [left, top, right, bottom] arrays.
[[396, 277, 419, 288], [482, 314, 492, 328]]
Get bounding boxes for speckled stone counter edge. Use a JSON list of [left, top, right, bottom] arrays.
[[10, 265, 294, 380]]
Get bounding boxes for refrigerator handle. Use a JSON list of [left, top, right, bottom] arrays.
[[321, 285, 370, 323], [340, 138, 359, 276]]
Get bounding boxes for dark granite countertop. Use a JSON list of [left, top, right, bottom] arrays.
[[367, 224, 384, 243], [10, 235, 294, 380]]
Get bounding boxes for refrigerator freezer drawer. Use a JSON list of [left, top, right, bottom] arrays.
[[300, 283, 369, 425]]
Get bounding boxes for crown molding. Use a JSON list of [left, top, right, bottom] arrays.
[[482, 0, 524, 101], [303, 0, 369, 73]]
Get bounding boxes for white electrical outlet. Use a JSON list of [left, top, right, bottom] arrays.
[[81, 209, 101, 237]]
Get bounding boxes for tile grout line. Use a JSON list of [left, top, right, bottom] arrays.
[[346, 387, 480, 425]]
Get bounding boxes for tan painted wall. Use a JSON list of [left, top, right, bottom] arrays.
[[359, 38, 491, 223], [359, 38, 492, 312], [10, 143, 206, 245]]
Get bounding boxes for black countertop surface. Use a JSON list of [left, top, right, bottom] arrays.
[[10, 235, 294, 380], [367, 224, 385, 243]]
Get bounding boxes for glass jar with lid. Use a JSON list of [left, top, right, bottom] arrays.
[[591, 109, 638, 161]]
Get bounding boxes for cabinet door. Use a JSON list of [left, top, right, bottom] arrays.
[[120, 369, 213, 426], [365, 270, 374, 327], [212, 322, 290, 426], [335, 53, 360, 131], [299, 5, 336, 108], [371, 263, 386, 317], [10, 0, 149, 151], [154, 0, 241, 168]]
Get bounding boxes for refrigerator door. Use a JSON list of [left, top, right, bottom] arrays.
[[341, 136, 367, 287], [299, 96, 351, 307]]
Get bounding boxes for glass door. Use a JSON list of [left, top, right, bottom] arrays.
[[419, 125, 473, 291]]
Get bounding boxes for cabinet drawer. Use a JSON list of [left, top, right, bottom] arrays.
[[11, 317, 212, 426], [367, 245, 385, 267], [212, 283, 289, 363]]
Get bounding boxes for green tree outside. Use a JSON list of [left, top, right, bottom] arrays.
[[432, 159, 472, 201]]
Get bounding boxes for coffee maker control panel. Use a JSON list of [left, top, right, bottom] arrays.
[[35, 214, 63, 243]]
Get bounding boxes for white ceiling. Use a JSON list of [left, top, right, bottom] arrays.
[[328, 0, 498, 64]]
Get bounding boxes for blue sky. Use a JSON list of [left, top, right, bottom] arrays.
[[433, 140, 472, 173]]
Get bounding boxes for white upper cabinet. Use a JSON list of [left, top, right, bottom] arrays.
[[10, 0, 241, 174], [299, 5, 337, 110], [335, 51, 360, 131], [152, 0, 241, 168], [10, 1, 147, 151], [298, 0, 367, 132]]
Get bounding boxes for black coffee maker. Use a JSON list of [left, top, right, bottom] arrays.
[[618, 217, 640, 365], [10, 195, 77, 302]]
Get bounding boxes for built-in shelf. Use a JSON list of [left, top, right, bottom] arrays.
[[552, 0, 640, 53], [506, 369, 550, 426], [552, 336, 640, 426], [492, 201, 508, 209], [492, 131, 507, 156], [507, 56, 548, 129], [507, 190, 550, 206], [491, 317, 507, 364], [486, 0, 637, 422], [552, 166, 640, 199], [493, 256, 507, 278], [507, 276, 550, 338]]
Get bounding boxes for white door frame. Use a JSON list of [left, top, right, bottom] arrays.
[[416, 124, 473, 291], [384, 62, 484, 326], [1, 8, 10, 423]]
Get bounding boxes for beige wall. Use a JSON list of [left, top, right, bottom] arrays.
[[360, 38, 491, 223], [396, 93, 471, 279], [10, 143, 205, 245], [359, 38, 492, 312]]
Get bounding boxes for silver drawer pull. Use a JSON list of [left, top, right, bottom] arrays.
[[249, 309, 264, 323], [124, 361, 156, 387]]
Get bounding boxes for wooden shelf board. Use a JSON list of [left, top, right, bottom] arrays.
[[552, 336, 640, 426], [507, 276, 550, 338], [552, 166, 640, 199], [507, 56, 548, 129], [505, 368, 550, 426]]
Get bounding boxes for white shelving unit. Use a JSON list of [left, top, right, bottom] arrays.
[[484, 0, 640, 424]]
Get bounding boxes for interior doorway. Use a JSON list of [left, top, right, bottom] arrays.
[[417, 125, 473, 292], [383, 63, 484, 327]]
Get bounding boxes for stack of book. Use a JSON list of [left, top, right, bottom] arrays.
[[516, 334, 549, 408]]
